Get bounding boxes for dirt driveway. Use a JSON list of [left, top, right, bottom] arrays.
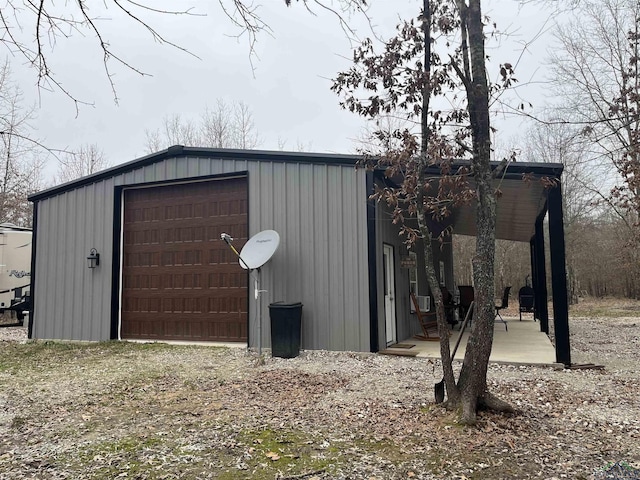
[[1, 300, 639, 479]]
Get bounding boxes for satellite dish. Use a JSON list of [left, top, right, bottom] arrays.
[[238, 230, 280, 270]]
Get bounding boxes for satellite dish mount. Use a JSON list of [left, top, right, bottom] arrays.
[[221, 230, 280, 355]]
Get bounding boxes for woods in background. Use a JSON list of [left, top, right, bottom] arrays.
[[454, 215, 640, 302]]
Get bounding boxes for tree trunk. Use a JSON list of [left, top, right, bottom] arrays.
[[416, 198, 460, 404], [451, 0, 514, 424], [416, 0, 461, 404]]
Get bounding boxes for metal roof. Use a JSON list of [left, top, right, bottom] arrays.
[[452, 174, 550, 242], [29, 145, 563, 242], [381, 160, 564, 243], [443, 161, 563, 242], [28, 145, 361, 202]]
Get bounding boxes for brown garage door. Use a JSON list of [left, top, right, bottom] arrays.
[[121, 177, 248, 342]]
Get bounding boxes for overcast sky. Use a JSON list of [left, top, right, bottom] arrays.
[[13, 0, 557, 179]]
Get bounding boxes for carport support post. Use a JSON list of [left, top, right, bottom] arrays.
[[548, 182, 571, 366], [533, 218, 549, 333], [529, 238, 536, 318]]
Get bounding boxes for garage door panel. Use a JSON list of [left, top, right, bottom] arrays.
[[122, 317, 247, 341], [121, 177, 248, 342], [206, 223, 248, 240], [124, 269, 246, 290]]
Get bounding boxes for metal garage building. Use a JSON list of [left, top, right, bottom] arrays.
[[27, 146, 570, 363]]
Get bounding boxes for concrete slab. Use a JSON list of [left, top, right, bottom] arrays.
[[392, 317, 560, 367]]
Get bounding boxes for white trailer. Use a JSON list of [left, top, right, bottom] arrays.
[[0, 223, 32, 324]]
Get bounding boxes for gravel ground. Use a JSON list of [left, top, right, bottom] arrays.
[[0, 302, 639, 479], [0, 326, 25, 342]]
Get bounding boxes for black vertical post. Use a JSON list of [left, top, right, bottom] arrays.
[[548, 182, 571, 366], [366, 171, 379, 353], [529, 238, 537, 320], [28, 202, 38, 339], [534, 218, 549, 333], [110, 187, 123, 340]]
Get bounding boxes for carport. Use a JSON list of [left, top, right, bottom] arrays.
[[428, 161, 569, 365]]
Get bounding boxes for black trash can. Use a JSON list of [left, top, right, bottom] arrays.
[[268, 302, 303, 358]]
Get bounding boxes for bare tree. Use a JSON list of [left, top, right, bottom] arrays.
[[568, 212, 640, 298], [145, 115, 201, 152], [276, 137, 313, 152], [231, 101, 260, 149], [199, 100, 259, 149], [0, 1, 366, 104], [549, 0, 640, 245], [522, 121, 605, 303], [517, 120, 640, 300], [0, 0, 370, 222], [524, 122, 600, 223], [0, 61, 45, 226], [0, 1, 207, 104], [144, 100, 260, 153], [55, 144, 110, 185]]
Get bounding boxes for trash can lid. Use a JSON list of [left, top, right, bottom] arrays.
[[269, 302, 303, 308]]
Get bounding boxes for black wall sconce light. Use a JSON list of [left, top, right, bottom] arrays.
[[87, 248, 100, 269]]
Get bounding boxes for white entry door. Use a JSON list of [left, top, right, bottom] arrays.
[[383, 244, 397, 345]]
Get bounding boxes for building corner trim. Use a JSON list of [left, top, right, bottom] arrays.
[[366, 171, 379, 352]]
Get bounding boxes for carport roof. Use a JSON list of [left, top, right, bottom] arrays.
[[434, 161, 564, 243], [29, 145, 562, 242], [377, 160, 563, 243]]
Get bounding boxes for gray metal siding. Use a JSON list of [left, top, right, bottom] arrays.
[[33, 181, 115, 341], [32, 155, 370, 351], [375, 201, 412, 347], [249, 162, 369, 351], [374, 199, 454, 346]]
